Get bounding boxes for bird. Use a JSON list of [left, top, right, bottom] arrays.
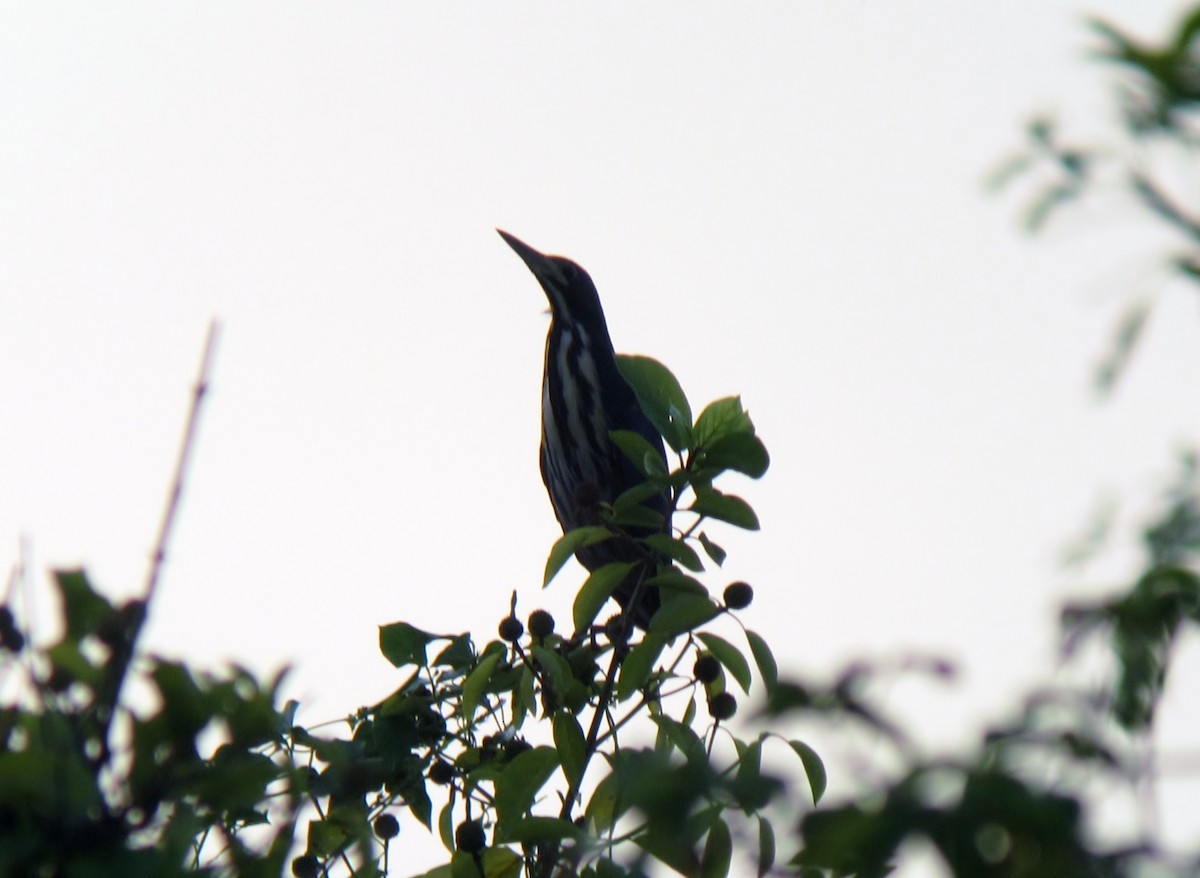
[[498, 230, 670, 629]]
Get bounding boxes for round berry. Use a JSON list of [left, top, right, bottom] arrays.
[[708, 692, 737, 721], [455, 819, 486, 853], [428, 760, 455, 785], [498, 616, 524, 642], [373, 813, 400, 840], [528, 609, 555, 639], [693, 654, 721, 684], [291, 855, 320, 878], [723, 582, 754, 610]]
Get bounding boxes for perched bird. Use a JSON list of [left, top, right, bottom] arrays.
[[499, 230, 670, 629]]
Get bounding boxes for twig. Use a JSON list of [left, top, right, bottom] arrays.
[[144, 320, 220, 603], [92, 321, 220, 772]]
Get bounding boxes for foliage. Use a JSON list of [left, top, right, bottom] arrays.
[[0, 570, 303, 877], [6, 7, 1200, 876], [989, 6, 1200, 398]]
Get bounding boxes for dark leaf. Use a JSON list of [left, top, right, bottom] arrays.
[[545, 527, 613, 587], [379, 622, 436, 668], [573, 562, 634, 632], [697, 633, 753, 695], [690, 488, 760, 530], [616, 355, 693, 453]]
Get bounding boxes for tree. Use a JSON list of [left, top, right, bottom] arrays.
[[4, 6, 1200, 877]]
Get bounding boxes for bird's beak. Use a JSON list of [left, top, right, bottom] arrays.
[[497, 229, 567, 290]]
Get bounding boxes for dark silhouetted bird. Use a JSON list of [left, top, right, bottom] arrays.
[[499, 230, 670, 629]]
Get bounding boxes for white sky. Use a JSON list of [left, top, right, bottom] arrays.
[[4, 2, 1200, 872]]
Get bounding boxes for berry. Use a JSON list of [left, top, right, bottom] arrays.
[[708, 692, 737, 721], [693, 654, 721, 684], [373, 813, 400, 840], [291, 855, 320, 878], [428, 760, 455, 785], [723, 582, 754, 610], [455, 819, 486, 853], [498, 616, 524, 642], [528, 609, 555, 639]]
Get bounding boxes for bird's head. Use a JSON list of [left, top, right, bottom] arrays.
[[498, 229, 607, 330]]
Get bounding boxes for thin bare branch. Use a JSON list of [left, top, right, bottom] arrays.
[[143, 320, 220, 604]]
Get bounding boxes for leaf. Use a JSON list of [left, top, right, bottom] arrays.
[[611, 429, 668, 476], [700, 432, 770, 479], [379, 622, 436, 668], [644, 568, 707, 597], [757, 815, 776, 878], [1094, 297, 1152, 397], [700, 817, 733, 878], [432, 633, 474, 669], [54, 569, 113, 640], [438, 802, 455, 853], [544, 527, 613, 586], [690, 488, 760, 530], [642, 533, 704, 572], [616, 355, 693, 453], [693, 396, 754, 446], [697, 633, 753, 695], [617, 634, 667, 701], [746, 630, 778, 693], [531, 645, 572, 699], [553, 713, 587, 790], [307, 818, 351, 858], [573, 562, 634, 632], [462, 651, 501, 721], [788, 739, 827, 804], [493, 746, 560, 827], [501, 816, 582, 845], [698, 532, 727, 566], [649, 595, 720, 637], [586, 772, 619, 832], [652, 716, 707, 766]]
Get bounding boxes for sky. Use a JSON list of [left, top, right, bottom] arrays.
[[3, 2, 1200, 872]]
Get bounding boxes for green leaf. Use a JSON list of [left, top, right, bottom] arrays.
[[700, 816, 733, 878], [616, 355, 692, 453], [698, 532, 726, 566], [690, 488, 760, 530], [700, 432, 770, 479], [649, 595, 719, 637], [432, 633, 474, 669], [450, 852, 484, 878], [379, 622, 435, 668], [438, 802, 455, 853], [611, 429, 668, 476], [788, 739, 827, 804], [1094, 297, 1152, 397], [481, 847, 522, 878], [644, 568, 707, 597], [586, 771, 619, 832], [643, 533, 704, 572], [493, 746, 559, 827], [746, 630, 778, 693], [573, 562, 634, 632], [652, 716, 706, 765], [553, 713, 588, 790], [757, 815, 776, 878], [512, 666, 535, 729], [697, 633, 752, 695], [462, 651, 502, 721], [545, 527, 613, 586], [531, 645, 572, 697], [54, 568, 113, 640], [617, 634, 667, 701], [693, 396, 753, 447], [501, 816, 583, 845]]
